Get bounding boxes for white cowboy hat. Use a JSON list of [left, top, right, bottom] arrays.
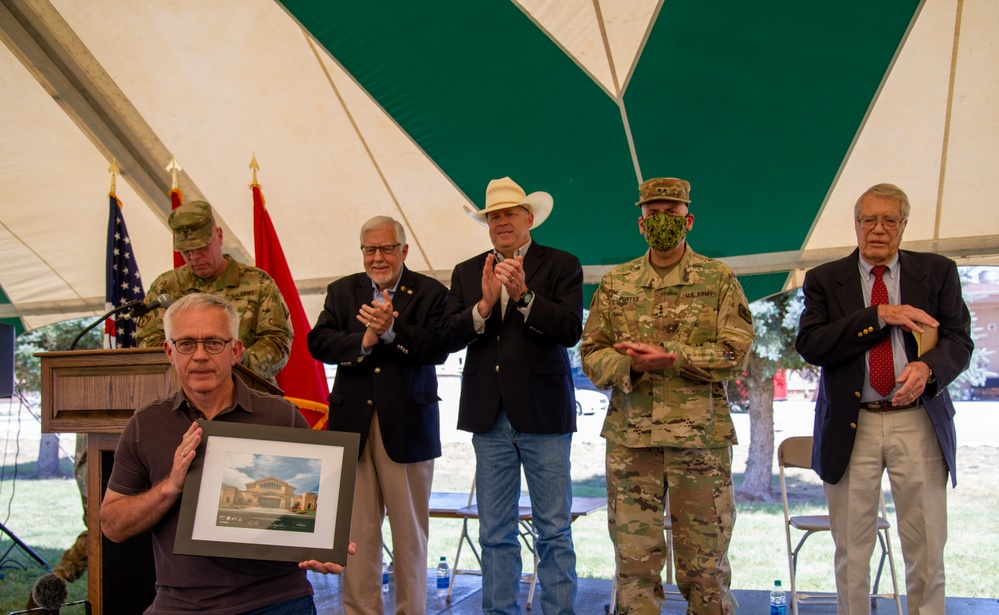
[[464, 176, 553, 228]]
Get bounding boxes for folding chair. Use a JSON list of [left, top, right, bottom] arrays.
[[446, 477, 539, 608], [607, 490, 681, 614], [778, 436, 903, 615]]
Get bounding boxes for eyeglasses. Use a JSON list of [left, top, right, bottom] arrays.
[[856, 216, 904, 230], [170, 338, 232, 355], [360, 244, 402, 256]]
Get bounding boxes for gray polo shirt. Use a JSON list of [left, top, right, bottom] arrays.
[[108, 377, 312, 614]]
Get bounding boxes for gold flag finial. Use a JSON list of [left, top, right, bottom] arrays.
[[249, 153, 260, 186], [108, 157, 120, 196], [166, 157, 183, 190]]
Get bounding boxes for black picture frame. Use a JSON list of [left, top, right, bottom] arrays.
[[174, 420, 358, 565]]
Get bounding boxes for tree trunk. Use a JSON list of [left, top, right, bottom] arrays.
[[736, 372, 776, 502], [36, 433, 62, 478]]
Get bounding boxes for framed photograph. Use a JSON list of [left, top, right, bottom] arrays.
[[174, 420, 358, 565]]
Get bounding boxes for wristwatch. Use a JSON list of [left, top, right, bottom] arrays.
[[514, 289, 534, 308]]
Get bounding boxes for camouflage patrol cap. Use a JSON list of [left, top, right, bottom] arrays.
[[636, 177, 691, 206], [168, 200, 215, 250]]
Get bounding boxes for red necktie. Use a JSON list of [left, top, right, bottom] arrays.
[[869, 265, 895, 397]]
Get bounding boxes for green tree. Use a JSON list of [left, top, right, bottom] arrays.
[[736, 289, 815, 502], [15, 319, 102, 392], [14, 319, 101, 477]]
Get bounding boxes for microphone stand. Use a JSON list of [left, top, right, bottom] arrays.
[[6, 599, 89, 614], [69, 302, 141, 350], [0, 520, 50, 577]]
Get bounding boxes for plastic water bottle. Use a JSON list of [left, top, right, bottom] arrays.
[[770, 579, 787, 615], [436, 555, 450, 597], [382, 561, 389, 593]]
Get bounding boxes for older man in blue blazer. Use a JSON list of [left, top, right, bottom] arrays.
[[441, 177, 583, 615], [796, 183, 973, 615], [308, 216, 448, 615]]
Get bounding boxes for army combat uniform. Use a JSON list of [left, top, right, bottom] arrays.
[[580, 246, 755, 615], [136, 255, 293, 381]]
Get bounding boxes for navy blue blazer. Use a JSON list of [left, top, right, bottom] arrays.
[[440, 241, 583, 434], [795, 249, 973, 486], [307, 267, 448, 463]]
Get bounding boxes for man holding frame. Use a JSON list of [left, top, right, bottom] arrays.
[[101, 293, 351, 614]]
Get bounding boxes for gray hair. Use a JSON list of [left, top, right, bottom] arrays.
[[359, 216, 406, 245], [854, 183, 911, 220], [163, 293, 239, 340]]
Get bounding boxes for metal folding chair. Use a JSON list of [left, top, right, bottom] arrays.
[[778, 436, 902, 614]]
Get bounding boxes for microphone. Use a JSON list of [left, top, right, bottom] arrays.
[[31, 572, 67, 613], [68, 293, 174, 349], [126, 293, 174, 318]]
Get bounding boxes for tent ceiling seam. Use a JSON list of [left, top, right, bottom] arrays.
[[0, 219, 86, 303], [620, 102, 642, 185], [591, 0, 642, 183], [617, 0, 663, 96], [512, 0, 614, 100], [795, 0, 927, 253], [935, 0, 964, 241], [592, 0, 620, 97], [303, 29, 432, 269]]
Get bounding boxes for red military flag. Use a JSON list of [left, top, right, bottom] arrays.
[[167, 158, 185, 268], [252, 180, 330, 429], [170, 187, 184, 268]]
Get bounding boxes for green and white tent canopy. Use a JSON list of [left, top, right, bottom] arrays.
[[1, 0, 996, 333]]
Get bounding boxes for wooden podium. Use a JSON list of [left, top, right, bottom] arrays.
[[39, 348, 280, 615]]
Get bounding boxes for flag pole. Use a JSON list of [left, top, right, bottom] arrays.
[[108, 157, 119, 201], [249, 152, 260, 188], [166, 157, 183, 192], [166, 157, 185, 267]]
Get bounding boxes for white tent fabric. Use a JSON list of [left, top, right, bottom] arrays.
[[1, 0, 487, 331], [1, 0, 997, 332], [793, 0, 999, 288]]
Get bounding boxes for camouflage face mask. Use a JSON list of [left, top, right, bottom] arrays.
[[642, 212, 688, 252]]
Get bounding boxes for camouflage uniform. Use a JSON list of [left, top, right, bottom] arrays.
[[580, 246, 754, 615], [136, 255, 293, 381]]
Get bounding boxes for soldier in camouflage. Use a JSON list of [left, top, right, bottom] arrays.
[[580, 178, 755, 615], [136, 200, 293, 381]]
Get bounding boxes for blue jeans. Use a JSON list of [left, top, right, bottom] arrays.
[[472, 409, 577, 615], [239, 595, 315, 615]]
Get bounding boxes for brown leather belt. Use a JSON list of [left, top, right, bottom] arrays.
[[861, 400, 919, 413]]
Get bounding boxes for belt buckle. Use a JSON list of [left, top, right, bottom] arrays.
[[865, 400, 915, 413]]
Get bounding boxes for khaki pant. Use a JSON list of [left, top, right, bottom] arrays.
[[342, 413, 434, 615], [825, 406, 947, 615]]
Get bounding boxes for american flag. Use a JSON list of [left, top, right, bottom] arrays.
[[105, 195, 145, 348]]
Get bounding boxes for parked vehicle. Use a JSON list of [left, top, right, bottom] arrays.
[[574, 388, 609, 416]]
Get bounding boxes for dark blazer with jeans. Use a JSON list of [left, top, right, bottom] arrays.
[[440, 241, 583, 434]]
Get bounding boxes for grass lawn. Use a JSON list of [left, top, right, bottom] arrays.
[[1, 441, 996, 613], [0, 477, 88, 614]]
